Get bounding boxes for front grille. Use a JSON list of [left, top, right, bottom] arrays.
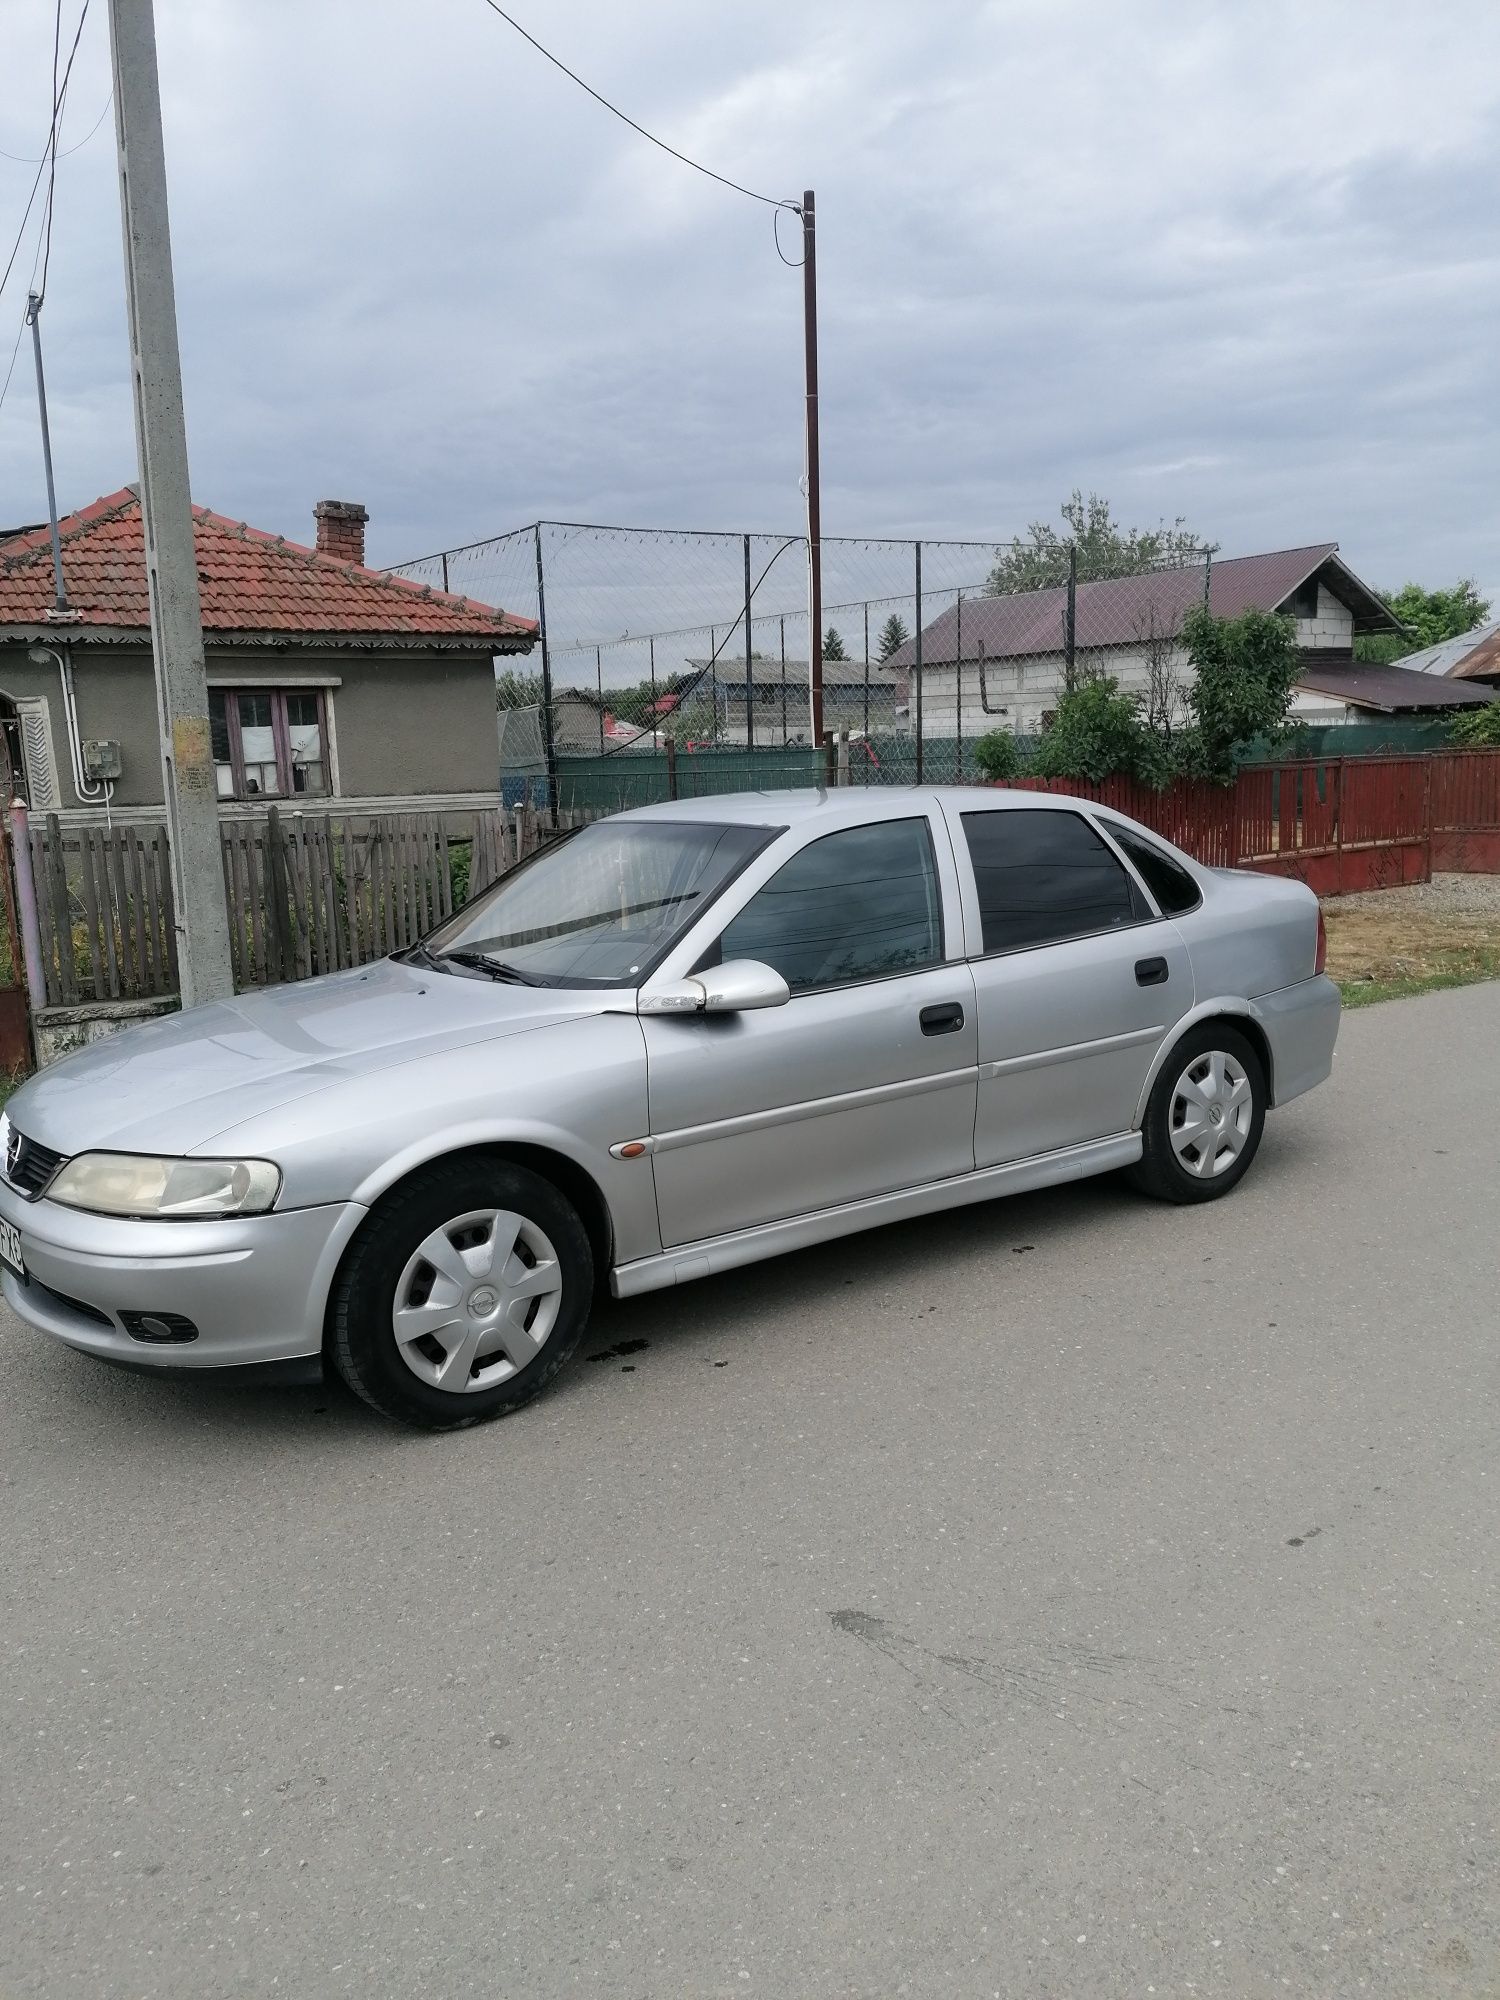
[[4, 1129, 66, 1200]]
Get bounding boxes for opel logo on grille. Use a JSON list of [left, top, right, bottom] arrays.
[[4, 1125, 20, 1181]]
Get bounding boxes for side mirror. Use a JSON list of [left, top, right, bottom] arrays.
[[639, 959, 790, 1016]]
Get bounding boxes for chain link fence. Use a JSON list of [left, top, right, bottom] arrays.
[[388, 523, 1214, 812]]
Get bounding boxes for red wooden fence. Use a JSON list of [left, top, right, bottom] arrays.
[[1009, 749, 1500, 895]]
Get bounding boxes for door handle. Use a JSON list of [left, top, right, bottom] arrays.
[[920, 1001, 965, 1035], [1135, 956, 1169, 986]]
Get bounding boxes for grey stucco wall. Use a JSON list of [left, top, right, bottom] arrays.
[[323, 653, 502, 796], [0, 643, 503, 807], [0, 645, 164, 808]]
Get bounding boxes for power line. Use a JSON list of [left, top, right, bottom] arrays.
[[477, 0, 798, 214], [40, 0, 64, 298], [0, 94, 112, 164], [0, 0, 91, 309]]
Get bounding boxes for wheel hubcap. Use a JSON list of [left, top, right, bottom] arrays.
[[392, 1207, 564, 1394], [1169, 1049, 1253, 1179]]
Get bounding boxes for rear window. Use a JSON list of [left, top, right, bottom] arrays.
[[1107, 826, 1202, 915], [961, 808, 1147, 954]]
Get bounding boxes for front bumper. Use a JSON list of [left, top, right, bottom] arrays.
[[0, 1179, 368, 1370]]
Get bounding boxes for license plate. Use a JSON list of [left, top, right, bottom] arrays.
[[0, 1217, 24, 1283]]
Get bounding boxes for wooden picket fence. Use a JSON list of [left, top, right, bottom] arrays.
[[27, 815, 179, 1007], [24, 803, 591, 1007]]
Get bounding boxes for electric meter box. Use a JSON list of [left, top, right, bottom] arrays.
[[82, 739, 123, 781]]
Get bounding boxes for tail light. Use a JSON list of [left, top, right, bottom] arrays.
[[1314, 908, 1327, 977]]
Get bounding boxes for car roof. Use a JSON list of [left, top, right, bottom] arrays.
[[610, 786, 1100, 828]]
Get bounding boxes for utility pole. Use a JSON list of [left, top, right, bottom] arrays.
[[108, 0, 232, 1005], [801, 190, 824, 749]]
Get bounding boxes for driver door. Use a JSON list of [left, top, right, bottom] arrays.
[[640, 811, 978, 1249]]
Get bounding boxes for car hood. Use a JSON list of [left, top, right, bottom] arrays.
[[8, 958, 615, 1157]]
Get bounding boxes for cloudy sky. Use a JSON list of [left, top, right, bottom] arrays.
[[3, 0, 1498, 619]]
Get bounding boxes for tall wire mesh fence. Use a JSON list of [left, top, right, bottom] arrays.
[[388, 523, 1214, 813]]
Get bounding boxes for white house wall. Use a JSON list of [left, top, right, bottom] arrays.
[[917, 593, 1354, 737]]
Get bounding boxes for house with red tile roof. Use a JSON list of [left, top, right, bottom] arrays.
[[0, 488, 536, 817]]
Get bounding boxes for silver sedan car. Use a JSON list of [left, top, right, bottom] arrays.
[[0, 788, 1339, 1428]]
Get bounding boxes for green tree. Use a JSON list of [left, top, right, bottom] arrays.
[[1177, 605, 1301, 782], [1030, 677, 1164, 786], [495, 669, 545, 709], [876, 614, 910, 660], [972, 728, 1025, 781], [1354, 580, 1491, 665], [1449, 699, 1500, 748], [822, 625, 848, 660], [988, 490, 1204, 594]]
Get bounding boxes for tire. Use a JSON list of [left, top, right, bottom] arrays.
[[1128, 1023, 1266, 1205], [330, 1157, 593, 1430]]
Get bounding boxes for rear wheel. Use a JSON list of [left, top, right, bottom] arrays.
[[1129, 1024, 1266, 1204], [330, 1158, 593, 1429]]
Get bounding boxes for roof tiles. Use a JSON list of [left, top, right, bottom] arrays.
[[0, 488, 536, 649]]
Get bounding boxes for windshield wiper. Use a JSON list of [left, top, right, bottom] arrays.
[[438, 950, 544, 985], [394, 941, 543, 985]]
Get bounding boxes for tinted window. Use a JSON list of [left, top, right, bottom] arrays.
[[1108, 826, 1202, 915], [962, 808, 1144, 953], [718, 818, 942, 992]]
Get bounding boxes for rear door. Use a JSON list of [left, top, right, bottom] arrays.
[[640, 809, 978, 1248], [942, 801, 1193, 1168]]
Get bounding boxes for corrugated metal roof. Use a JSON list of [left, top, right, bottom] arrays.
[[882, 543, 1397, 668], [1397, 619, 1500, 681], [0, 488, 537, 649], [1293, 660, 1491, 713]]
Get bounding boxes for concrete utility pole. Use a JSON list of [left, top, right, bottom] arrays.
[[107, 0, 233, 1005]]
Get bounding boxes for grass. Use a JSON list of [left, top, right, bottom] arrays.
[[1338, 946, 1500, 1009]]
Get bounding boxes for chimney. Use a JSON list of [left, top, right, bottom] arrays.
[[313, 499, 368, 566]]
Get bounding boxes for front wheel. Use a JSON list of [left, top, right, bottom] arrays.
[[330, 1158, 593, 1429], [1129, 1025, 1266, 1204]]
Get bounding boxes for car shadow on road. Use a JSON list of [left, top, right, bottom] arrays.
[[8, 1119, 1332, 1450]]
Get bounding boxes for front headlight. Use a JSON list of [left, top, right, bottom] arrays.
[[46, 1153, 281, 1219]]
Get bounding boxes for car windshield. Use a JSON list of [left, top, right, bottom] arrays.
[[425, 818, 776, 987]]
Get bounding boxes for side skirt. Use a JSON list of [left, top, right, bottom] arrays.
[[609, 1130, 1143, 1300]]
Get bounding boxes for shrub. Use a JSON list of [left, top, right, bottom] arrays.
[[973, 728, 1024, 782], [1449, 699, 1500, 748], [1029, 676, 1166, 786], [1178, 605, 1301, 783]]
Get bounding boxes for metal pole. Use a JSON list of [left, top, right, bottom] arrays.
[[596, 646, 604, 754], [440, 552, 450, 592], [532, 524, 557, 824], [802, 190, 824, 748], [955, 590, 963, 780], [7, 803, 48, 1015], [1065, 541, 1078, 696], [780, 616, 788, 747], [25, 297, 68, 615], [107, 0, 233, 1005], [649, 634, 657, 738], [914, 541, 924, 784], [862, 600, 870, 775], [743, 534, 755, 752]]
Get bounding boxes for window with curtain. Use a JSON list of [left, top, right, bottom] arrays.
[[210, 689, 330, 799]]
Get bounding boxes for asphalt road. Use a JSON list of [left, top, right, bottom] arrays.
[[3, 983, 1498, 1999]]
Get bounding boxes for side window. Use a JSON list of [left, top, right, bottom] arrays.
[[961, 808, 1146, 954], [1107, 826, 1203, 915], [717, 818, 942, 993]]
